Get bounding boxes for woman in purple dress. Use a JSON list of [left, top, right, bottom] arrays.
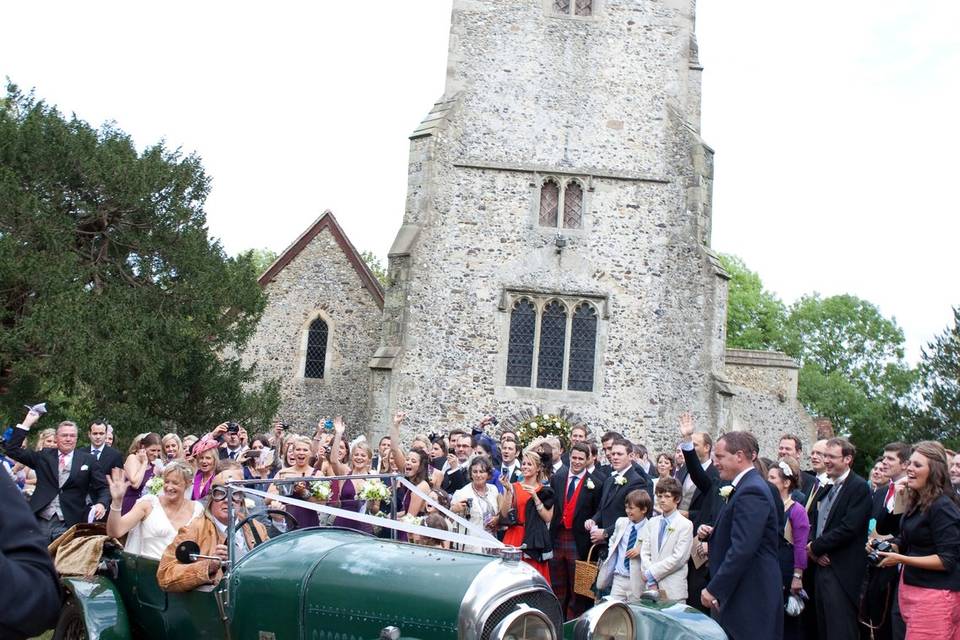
[[768, 455, 809, 640], [121, 433, 162, 515], [326, 418, 374, 534], [269, 436, 322, 528]]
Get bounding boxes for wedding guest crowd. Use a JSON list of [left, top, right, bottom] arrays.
[[3, 402, 958, 640]]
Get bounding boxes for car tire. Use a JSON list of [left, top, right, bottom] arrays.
[[53, 597, 88, 640]]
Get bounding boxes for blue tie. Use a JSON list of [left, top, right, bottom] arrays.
[[566, 475, 579, 501], [623, 524, 638, 570], [658, 517, 669, 551]]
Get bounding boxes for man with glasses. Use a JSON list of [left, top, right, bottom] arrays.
[[806, 438, 871, 640], [157, 471, 269, 592]]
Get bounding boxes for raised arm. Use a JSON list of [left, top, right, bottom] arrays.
[[328, 417, 350, 476], [3, 410, 42, 468], [388, 411, 408, 472], [679, 412, 715, 494], [124, 450, 150, 489], [105, 468, 151, 538]]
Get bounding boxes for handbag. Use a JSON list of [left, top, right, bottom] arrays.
[[574, 544, 602, 599]]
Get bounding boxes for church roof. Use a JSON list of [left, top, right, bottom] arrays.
[[257, 210, 385, 309]]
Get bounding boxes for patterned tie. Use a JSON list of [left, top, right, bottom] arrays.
[[59, 452, 66, 471], [623, 524, 638, 570], [659, 517, 669, 550], [566, 474, 579, 501], [93, 448, 101, 460]]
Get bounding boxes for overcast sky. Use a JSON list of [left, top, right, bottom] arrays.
[[3, 1, 957, 362]]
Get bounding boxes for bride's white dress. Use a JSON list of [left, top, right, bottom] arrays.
[[124, 494, 203, 560]]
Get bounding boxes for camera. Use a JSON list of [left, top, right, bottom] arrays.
[[280, 422, 290, 431], [867, 538, 894, 566], [226, 422, 240, 434], [324, 419, 334, 430], [464, 498, 474, 511]]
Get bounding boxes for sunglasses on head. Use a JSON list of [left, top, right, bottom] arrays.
[[210, 486, 245, 504]]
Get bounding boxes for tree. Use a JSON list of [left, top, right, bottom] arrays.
[[718, 254, 786, 351], [239, 248, 277, 276], [0, 84, 279, 447], [916, 307, 960, 448], [781, 294, 917, 472], [361, 250, 390, 287]]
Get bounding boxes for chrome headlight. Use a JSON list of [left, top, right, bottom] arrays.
[[492, 604, 557, 640], [573, 601, 635, 640]]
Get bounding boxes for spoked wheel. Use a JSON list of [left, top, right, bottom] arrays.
[[53, 597, 88, 640]]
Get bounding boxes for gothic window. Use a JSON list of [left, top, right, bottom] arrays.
[[553, 0, 592, 17], [506, 299, 536, 387], [538, 177, 586, 230], [536, 301, 567, 389], [505, 295, 600, 393], [304, 317, 328, 379], [563, 181, 583, 229], [539, 179, 559, 227], [567, 303, 597, 391]]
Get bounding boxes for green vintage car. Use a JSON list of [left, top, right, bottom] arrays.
[[54, 514, 726, 640]]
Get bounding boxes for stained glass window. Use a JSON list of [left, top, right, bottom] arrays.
[[554, 0, 571, 13], [567, 303, 597, 391], [537, 301, 567, 390], [304, 317, 328, 379], [563, 181, 583, 229], [575, 0, 592, 17], [539, 180, 559, 227], [506, 299, 536, 387]]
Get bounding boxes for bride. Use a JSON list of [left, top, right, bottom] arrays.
[[106, 460, 203, 560]]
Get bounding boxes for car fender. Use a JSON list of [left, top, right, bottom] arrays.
[[61, 576, 133, 640]]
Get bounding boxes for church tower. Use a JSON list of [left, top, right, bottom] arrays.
[[369, 0, 728, 449]]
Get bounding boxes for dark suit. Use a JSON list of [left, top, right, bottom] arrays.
[[441, 466, 469, 493], [809, 472, 872, 640], [590, 466, 649, 540], [5, 427, 109, 538], [0, 470, 62, 639], [89, 444, 123, 474], [706, 468, 783, 640], [679, 445, 722, 612], [549, 468, 602, 618], [798, 470, 817, 504]]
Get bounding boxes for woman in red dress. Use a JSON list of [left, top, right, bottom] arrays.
[[501, 450, 555, 582]]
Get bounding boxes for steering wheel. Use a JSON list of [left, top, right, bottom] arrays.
[[235, 509, 299, 547]]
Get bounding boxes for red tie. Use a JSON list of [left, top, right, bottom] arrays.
[[884, 482, 895, 507]]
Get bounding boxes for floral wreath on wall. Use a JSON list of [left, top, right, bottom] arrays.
[[498, 408, 587, 452]]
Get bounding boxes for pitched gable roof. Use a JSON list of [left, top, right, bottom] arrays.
[[258, 210, 385, 310]]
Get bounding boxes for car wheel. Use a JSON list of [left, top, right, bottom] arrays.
[[53, 597, 88, 640]]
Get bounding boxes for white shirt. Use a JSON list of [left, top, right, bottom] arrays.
[[614, 520, 646, 577], [552, 460, 563, 473], [731, 466, 752, 488], [213, 518, 251, 560]]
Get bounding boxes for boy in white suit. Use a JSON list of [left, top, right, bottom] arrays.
[[596, 489, 651, 601], [639, 476, 693, 601]]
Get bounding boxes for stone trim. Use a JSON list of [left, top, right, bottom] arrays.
[[725, 349, 800, 370], [453, 159, 670, 184], [258, 210, 385, 310]]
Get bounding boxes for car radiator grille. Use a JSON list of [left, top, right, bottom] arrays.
[[480, 590, 564, 640]]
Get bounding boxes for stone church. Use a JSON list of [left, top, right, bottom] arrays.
[[242, 0, 814, 456]]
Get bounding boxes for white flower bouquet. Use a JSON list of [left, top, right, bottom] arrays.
[[310, 481, 333, 501], [145, 476, 165, 496], [358, 479, 391, 502]]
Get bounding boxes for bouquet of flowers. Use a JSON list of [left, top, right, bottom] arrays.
[[310, 481, 333, 501], [145, 476, 165, 496], [358, 478, 391, 502], [515, 413, 571, 451], [401, 514, 423, 526]]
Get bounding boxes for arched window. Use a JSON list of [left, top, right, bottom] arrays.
[[554, 0, 570, 12], [536, 301, 567, 390], [539, 179, 559, 227], [567, 303, 597, 391], [506, 299, 536, 387], [304, 317, 328, 379], [553, 0, 591, 16], [563, 181, 583, 229]]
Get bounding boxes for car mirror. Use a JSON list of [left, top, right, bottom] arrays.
[[176, 540, 202, 564]]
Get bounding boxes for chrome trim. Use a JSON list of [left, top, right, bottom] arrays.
[[380, 626, 401, 640], [458, 559, 553, 640], [491, 605, 556, 640], [572, 600, 634, 640]]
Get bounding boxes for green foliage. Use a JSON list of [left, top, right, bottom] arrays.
[[360, 250, 390, 287], [916, 307, 960, 449], [0, 83, 279, 447], [240, 248, 278, 276], [719, 254, 786, 350]]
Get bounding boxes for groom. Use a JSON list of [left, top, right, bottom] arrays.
[[701, 431, 782, 640]]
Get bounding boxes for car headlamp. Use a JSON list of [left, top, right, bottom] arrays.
[[573, 601, 635, 640], [492, 605, 556, 640]]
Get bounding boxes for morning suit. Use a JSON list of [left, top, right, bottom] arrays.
[[591, 466, 650, 540], [5, 427, 109, 537], [549, 467, 602, 618], [705, 468, 783, 640], [89, 443, 124, 475], [639, 512, 693, 601], [808, 471, 872, 640], [679, 443, 722, 611], [0, 470, 62, 640]]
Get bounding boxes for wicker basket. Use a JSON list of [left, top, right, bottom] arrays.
[[573, 544, 601, 599]]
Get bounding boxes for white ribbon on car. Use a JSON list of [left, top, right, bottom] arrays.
[[240, 476, 505, 551]]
